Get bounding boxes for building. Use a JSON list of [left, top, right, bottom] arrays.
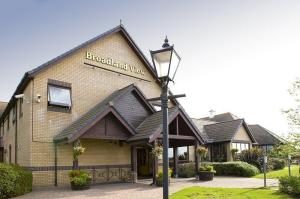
[[0, 25, 285, 187], [192, 112, 284, 161], [0, 25, 204, 187]]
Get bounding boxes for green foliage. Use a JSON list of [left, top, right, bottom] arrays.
[[271, 158, 286, 170], [212, 161, 260, 177], [151, 145, 163, 157], [73, 140, 85, 161], [279, 176, 300, 196], [170, 186, 293, 199], [196, 147, 208, 158], [156, 169, 172, 187], [199, 165, 216, 173], [0, 163, 32, 199], [177, 163, 196, 178], [68, 170, 91, 186], [238, 148, 264, 171]]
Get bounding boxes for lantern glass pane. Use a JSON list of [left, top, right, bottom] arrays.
[[152, 50, 172, 78], [169, 50, 180, 81]]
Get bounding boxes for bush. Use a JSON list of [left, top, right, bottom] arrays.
[[271, 158, 286, 170], [68, 170, 91, 187], [239, 148, 263, 170], [212, 161, 259, 177], [279, 176, 300, 196], [0, 163, 32, 199], [177, 163, 195, 178], [156, 168, 172, 187], [199, 165, 215, 173]]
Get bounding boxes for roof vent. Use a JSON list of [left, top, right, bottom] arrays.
[[209, 109, 215, 118]]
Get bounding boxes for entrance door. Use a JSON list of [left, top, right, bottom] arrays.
[[137, 148, 152, 178]]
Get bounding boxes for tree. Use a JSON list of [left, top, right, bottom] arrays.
[[280, 79, 300, 159]]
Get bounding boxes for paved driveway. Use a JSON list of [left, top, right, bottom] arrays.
[[16, 177, 278, 199]]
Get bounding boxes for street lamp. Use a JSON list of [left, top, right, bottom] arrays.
[[150, 37, 181, 199]]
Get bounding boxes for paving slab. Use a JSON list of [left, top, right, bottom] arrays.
[[15, 177, 278, 199]]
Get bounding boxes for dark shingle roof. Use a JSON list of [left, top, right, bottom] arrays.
[[248, 124, 284, 145], [0, 102, 7, 117], [54, 84, 151, 142], [201, 112, 239, 122], [203, 119, 244, 142], [127, 107, 178, 142]]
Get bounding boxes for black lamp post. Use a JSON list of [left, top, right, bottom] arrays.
[[150, 37, 181, 199]]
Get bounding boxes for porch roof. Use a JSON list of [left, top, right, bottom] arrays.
[[127, 106, 205, 144], [54, 84, 154, 143], [248, 124, 285, 145]]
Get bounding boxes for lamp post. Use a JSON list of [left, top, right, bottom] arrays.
[[150, 37, 181, 199]]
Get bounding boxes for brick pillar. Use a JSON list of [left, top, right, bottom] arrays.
[[131, 145, 137, 183]]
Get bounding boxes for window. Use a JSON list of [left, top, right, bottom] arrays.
[[231, 142, 249, 153], [48, 85, 72, 108], [19, 98, 23, 118], [12, 106, 16, 123]]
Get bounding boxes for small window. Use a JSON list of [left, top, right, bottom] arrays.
[[48, 85, 72, 108], [19, 98, 23, 118], [12, 106, 16, 123]]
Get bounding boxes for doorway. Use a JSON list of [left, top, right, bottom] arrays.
[[137, 148, 152, 178]]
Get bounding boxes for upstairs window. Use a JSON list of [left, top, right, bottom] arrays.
[[48, 85, 72, 108]]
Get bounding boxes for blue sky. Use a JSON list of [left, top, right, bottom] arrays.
[[1, 0, 300, 136]]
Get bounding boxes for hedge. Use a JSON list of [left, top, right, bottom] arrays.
[[279, 176, 300, 196], [271, 158, 286, 170], [212, 161, 259, 177], [177, 163, 196, 178], [0, 164, 32, 199]]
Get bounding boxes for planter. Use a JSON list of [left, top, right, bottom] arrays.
[[70, 180, 91, 191], [198, 171, 214, 181]]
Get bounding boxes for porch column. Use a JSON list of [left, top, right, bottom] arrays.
[[173, 147, 178, 178], [131, 145, 137, 183], [152, 140, 158, 185], [195, 141, 200, 178]]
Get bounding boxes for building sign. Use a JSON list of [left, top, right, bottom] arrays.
[[85, 51, 145, 76]]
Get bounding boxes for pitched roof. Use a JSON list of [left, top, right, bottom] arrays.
[[203, 119, 244, 143], [127, 106, 204, 144], [248, 124, 285, 145], [201, 112, 239, 122], [0, 24, 164, 124], [54, 84, 155, 143], [0, 102, 7, 117]]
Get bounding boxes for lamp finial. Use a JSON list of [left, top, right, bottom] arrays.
[[162, 36, 170, 48]]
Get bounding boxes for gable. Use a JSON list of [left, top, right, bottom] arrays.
[[114, 90, 153, 128], [81, 112, 131, 140], [233, 125, 251, 142]]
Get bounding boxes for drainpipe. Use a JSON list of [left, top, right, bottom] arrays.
[[15, 103, 18, 164], [54, 142, 58, 186]]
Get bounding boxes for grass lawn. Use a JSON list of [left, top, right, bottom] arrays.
[[170, 186, 294, 199], [253, 166, 299, 179]]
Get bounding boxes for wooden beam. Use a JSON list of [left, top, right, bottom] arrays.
[[173, 147, 178, 178], [176, 117, 179, 135], [157, 134, 195, 140], [195, 141, 200, 179]]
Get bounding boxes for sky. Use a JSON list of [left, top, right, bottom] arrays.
[[0, 0, 300, 137]]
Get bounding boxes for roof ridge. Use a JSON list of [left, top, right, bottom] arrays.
[[203, 118, 243, 126]]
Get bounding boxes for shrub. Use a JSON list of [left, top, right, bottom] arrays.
[[177, 163, 195, 178], [156, 168, 172, 187], [279, 176, 300, 196], [68, 170, 91, 186], [239, 148, 263, 170], [271, 158, 286, 170], [212, 161, 259, 177], [199, 165, 216, 173], [0, 163, 32, 199]]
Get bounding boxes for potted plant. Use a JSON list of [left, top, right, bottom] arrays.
[[196, 146, 208, 164], [151, 145, 163, 160], [69, 140, 91, 190], [69, 170, 92, 190], [198, 165, 216, 181], [231, 148, 239, 161], [155, 168, 172, 187]]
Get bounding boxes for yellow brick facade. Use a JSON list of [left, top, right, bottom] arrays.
[[2, 31, 163, 187]]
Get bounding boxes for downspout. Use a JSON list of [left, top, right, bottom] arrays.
[[15, 103, 18, 164], [54, 142, 58, 186]]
